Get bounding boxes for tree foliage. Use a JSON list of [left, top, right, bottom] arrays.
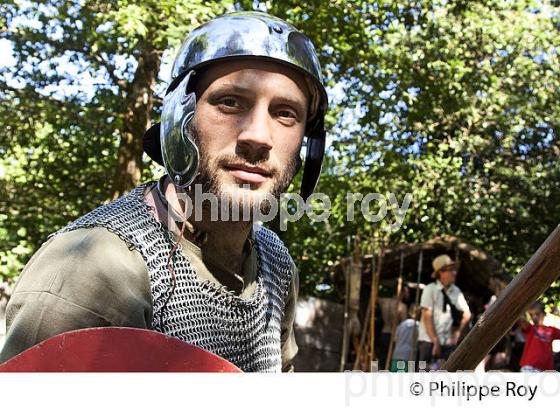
[[1, 1, 559, 308], [270, 0, 560, 304], [0, 0, 232, 280]]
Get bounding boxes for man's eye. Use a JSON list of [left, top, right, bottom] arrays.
[[220, 97, 239, 108], [278, 110, 296, 119]]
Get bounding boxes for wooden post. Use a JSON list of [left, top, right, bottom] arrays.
[[385, 251, 404, 370], [369, 239, 384, 370], [353, 295, 371, 370], [350, 235, 370, 371], [341, 236, 363, 371], [410, 250, 423, 362], [443, 224, 560, 371], [340, 257, 351, 372]]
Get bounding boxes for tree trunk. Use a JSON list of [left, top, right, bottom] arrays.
[[110, 39, 161, 199]]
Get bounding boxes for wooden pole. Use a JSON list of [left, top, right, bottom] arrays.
[[341, 236, 363, 371], [443, 224, 560, 371], [410, 250, 423, 362], [385, 251, 404, 370], [369, 239, 383, 370], [354, 245, 377, 370], [340, 257, 351, 372], [353, 295, 371, 370], [350, 235, 370, 371]]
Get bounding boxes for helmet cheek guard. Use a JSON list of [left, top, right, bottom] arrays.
[[159, 71, 199, 188], [301, 130, 326, 201]]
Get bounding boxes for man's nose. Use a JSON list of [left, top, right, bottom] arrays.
[[236, 104, 273, 159]]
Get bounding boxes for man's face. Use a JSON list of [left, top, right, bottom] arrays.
[[189, 58, 309, 213], [439, 265, 457, 286]]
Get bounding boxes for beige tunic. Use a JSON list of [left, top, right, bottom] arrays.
[[1, 186, 298, 370]]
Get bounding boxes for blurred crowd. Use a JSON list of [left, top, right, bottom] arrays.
[[375, 254, 560, 372]]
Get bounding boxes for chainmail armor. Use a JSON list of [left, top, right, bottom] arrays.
[[49, 182, 294, 372]]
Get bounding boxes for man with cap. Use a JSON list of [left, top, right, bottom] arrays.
[[0, 11, 328, 372], [417, 254, 472, 366]]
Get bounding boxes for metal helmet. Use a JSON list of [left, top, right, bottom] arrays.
[[142, 11, 328, 200]]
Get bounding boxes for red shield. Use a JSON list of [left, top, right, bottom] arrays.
[[0, 327, 241, 372]]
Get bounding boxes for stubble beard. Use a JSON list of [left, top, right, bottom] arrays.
[[188, 123, 302, 219]]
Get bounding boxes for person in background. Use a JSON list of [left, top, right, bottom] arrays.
[[377, 286, 408, 370], [517, 301, 560, 372], [417, 254, 472, 368], [480, 272, 512, 371], [390, 303, 419, 372], [510, 325, 526, 372]]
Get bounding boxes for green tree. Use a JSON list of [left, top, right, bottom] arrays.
[[2, 1, 559, 311], [0, 0, 232, 281], [266, 0, 560, 303]]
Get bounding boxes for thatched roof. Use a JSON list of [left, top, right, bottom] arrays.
[[333, 235, 508, 313]]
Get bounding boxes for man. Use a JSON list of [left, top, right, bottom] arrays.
[[417, 254, 471, 367], [517, 302, 560, 372], [0, 11, 328, 373]]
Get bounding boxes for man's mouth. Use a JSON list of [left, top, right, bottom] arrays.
[[223, 163, 272, 184]]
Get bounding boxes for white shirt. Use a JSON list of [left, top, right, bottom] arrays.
[[418, 280, 470, 345], [393, 318, 419, 361]]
